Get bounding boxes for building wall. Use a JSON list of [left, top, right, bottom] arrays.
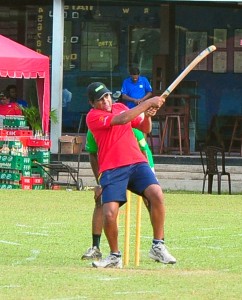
[[35, 4, 164, 132], [0, 2, 242, 151]]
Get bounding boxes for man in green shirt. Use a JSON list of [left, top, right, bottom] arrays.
[[82, 128, 155, 260]]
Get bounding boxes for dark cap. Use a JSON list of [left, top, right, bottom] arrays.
[[87, 82, 112, 102]]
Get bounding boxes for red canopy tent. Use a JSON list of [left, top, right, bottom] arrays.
[[0, 34, 50, 133]]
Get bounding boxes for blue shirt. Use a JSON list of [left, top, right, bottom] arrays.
[[10, 99, 28, 107], [121, 76, 152, 109], [17, 99, 28, 108]]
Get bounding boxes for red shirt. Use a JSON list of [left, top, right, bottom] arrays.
[[86, 102, 147, 174], [0, 103, 22, 116]]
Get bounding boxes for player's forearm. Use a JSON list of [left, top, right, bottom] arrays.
[[111, 96, 162, 125]]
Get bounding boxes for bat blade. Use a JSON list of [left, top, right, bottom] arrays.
[[161, 45, 216, 99]]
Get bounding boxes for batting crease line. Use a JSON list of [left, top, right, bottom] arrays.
[[0, 240, 21, 245]]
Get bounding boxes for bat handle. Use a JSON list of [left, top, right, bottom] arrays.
[[161, 91, 169, 101]]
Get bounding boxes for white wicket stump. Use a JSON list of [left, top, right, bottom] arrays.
[[123, 190, 142, 267]]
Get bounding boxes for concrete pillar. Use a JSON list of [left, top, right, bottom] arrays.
[[50, 0, 64, 153]]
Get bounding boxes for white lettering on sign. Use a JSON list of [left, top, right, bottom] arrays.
[[64, 6, 93, 11], [47, 36, 79, 44], [6, 131, 16, 136], [49, 6, 94, 19]]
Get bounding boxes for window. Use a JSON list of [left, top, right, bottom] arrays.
[[129, 26, 160, 73], [81, 21, 119, 71]]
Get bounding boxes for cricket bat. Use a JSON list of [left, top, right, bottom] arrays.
[[161, 45, 216, 99]]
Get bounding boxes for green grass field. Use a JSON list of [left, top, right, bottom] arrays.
[[0, 190, 241, 299]]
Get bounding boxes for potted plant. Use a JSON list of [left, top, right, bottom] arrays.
[[21, 105, 58, 133]]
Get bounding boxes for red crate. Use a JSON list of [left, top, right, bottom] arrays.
[[32, 177, 44, 185], [21, 183, 32, 190], [27, 138, 51, 148], [52, 185, 60, 190], [0, 129, 33, 137], [0, 130, 7, 136], [21, 176, 33, 184], [18, 136, 30, 147]]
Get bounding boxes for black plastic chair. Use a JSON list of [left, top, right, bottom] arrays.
[[199, 145, 231, 194]]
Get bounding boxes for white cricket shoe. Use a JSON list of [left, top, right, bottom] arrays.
[[92, 254, 122, 268], [149, 242, 176, 264]]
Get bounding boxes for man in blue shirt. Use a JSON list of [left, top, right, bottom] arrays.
[[121, 66, 153, 109]]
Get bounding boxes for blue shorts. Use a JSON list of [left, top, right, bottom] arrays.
[[99, 162, 159, 204]]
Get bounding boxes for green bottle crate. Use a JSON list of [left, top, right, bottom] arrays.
[[21, 170, 32, 177], [0, 171, 21, 181], [31, 165, 48, 177], [32, 184, 45, 190], [29, 151, 50, 165], [0, 140, 22, 148], [0, 183, 20, 189], [3, 117, 27, 128], [0, 154, 31, 170]]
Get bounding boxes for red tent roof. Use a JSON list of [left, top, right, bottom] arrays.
[[0, 34, 50, 133]]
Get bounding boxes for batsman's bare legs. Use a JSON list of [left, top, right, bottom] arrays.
[[102, 201, 120, 253], [92, 201, 122, 268], [84, 186, 151, 262], [144, 184, 165, 239], [92, 204, 103, 239], [81, 187, 103, 260], [92, 184, 176, 267], [144, 184, 176, 264]]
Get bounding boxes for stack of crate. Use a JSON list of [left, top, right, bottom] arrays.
[[0, 115, 51, 190]]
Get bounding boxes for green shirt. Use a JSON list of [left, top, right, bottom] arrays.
[[132, 128, 154, 168], [85, 128, 154, 168], [85, 129, 98, 153]]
